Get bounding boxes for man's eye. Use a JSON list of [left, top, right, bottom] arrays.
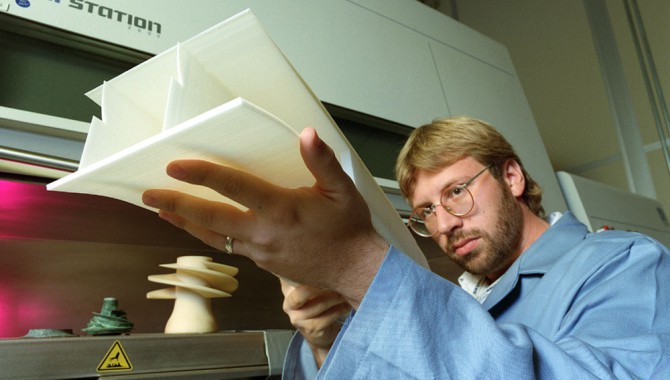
[[450, 187, 464, 197]]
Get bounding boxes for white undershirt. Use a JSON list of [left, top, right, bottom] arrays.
[[458, 271, 501, 303]]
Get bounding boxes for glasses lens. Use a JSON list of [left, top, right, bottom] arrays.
[[442, 186, 474, 216], [408, 209, 435, 237]]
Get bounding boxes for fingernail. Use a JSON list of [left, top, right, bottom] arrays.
[[142, 193, 157, 207], [167, 163, 186, 179], [312, 129, 322, 148]]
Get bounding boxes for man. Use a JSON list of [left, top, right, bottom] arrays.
[[143, 117, 670, 378]]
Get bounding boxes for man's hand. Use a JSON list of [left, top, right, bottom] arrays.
[[281, 279, 351, 367], [142, 128, 388, 308]]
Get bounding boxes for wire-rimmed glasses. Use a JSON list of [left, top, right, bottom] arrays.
[[408, 165, 492, 237]]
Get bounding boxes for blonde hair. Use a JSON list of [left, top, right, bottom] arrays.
[[395, 117, 545, 218]]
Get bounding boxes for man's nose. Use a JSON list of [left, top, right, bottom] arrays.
[[434, 205, 463, 234]]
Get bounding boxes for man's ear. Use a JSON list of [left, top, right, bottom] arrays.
[[502, 159, 525, 198]]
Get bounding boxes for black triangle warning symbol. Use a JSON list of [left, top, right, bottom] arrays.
[[97, 340, 133, 372]]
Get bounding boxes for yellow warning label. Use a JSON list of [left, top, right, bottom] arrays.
[[97, 340, 133, 373]]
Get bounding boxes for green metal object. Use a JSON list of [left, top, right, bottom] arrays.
[[82, 297, 134, 335]]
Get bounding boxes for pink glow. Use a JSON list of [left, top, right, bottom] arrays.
[[0, 180, 59, 336], [0, 289, 12, 337], [0, 180, 32, 203], [0, 287, 64, 338], [0, 180, 38, 240]]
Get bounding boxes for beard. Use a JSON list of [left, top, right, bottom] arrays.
[[445, 183, 523, 276]]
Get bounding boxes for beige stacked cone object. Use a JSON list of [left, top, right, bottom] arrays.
[[147, 256, 239, 333]]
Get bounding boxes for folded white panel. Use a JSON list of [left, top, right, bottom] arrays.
[[163, 46, 236, 130], [52, 98, 311, 211], [48, 10, 428, 267]]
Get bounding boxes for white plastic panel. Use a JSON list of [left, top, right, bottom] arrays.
[[351, 0, 515, 74], [557, 171, 670, 247]]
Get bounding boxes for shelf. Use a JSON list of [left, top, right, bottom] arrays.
[[0, 330, 293, 379]]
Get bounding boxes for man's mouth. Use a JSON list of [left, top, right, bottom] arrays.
[[452, 237, 479, 257]]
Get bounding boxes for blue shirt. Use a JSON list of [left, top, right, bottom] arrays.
[[283, 212, 670, 379]]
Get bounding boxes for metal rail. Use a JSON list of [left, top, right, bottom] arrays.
[[623, 0, 670, 177], [0, 145, 78, 172]]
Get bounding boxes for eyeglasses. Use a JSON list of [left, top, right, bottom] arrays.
[[408, 165, 492, 237]]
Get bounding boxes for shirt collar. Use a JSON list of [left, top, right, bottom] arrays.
[[478, 212, 589, 309], [514, 212, 589, 275]]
